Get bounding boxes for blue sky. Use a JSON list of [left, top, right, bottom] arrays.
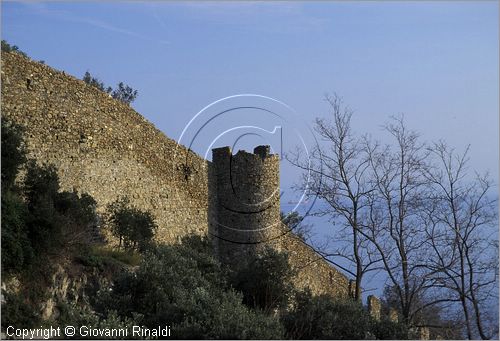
[[3, 0, 498, 202], [2, 1, 499, 294]]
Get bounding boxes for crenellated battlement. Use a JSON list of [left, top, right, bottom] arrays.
[[212, 145, 278, 162], [210, 145, 282, 267]]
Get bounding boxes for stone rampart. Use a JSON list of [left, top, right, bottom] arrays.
[[1, 51, 208, 244], [1, 51, 351, 298]]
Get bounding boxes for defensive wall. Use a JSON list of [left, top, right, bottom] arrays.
[[1, 51, 350, 298]]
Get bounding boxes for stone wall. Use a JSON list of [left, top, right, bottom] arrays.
[[367, 295, 382, 320], [210, 146, 282, 267], [280, 232, 350, 297], [1, 51, 209, 244], [1, 51, 351, 298]]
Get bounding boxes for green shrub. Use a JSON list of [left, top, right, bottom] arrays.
[[107, 198, 157, 253], [83, 72, 138, 105], [78, 246, 142, 268], [23, 161, 98, 256], [1, 120, 26, 191], [1, 40, 28, 57], [83, 71, 112, 94], [231, 247, 296, 313], [282, 290, 373, 339], [372, 318, 409, 340], [1, 291, 41, 329], [111, 82, 138, 105], [1, 191, 33, 276], [96, 237, 283, 339], [1, 120, 33, 277], [1, 119, 105, 331], [55, 302, 142, 340]]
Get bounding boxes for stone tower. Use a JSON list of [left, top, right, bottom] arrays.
[[210, 145, 282, 267]]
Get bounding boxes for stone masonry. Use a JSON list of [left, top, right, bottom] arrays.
[[1, 51, 351, 298], [211, 146, 282, 267], [367, 295, 382, 320]]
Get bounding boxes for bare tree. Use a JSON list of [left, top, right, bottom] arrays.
[[360, 116, 436, 324], [381, 283, 465, 339], [287, 94, 380, 301], [288, 96, 498, 336], [423, 142, 498, 339]]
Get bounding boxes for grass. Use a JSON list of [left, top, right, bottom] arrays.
[[76, 245, 142, 269], [93, 246, 142, 266]]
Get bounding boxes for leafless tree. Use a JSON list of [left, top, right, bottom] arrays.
[[359, 116, 437, 324], [287, 94, 380, 301], [288, 96, 498, 337], [423, 142, 498, 339]]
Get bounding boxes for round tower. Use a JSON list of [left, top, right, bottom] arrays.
[[210, 145, 281, 267]]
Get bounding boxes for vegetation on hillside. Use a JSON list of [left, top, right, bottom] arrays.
[[107, 197, 157, 252], [83, 71, 138, 105], [1, 40, 138, 105], [230, 247, 296, 313], [282, 290, 409, 340], [1, 121, 100, 278], [0, 119, 153, 330], [1, 121, 96, 328], [1, 118, 412, 339], [1, 40, 28, 58]]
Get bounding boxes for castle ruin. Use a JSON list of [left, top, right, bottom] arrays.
[[211, 145, 283, 268], [1, 51, 351, 299]]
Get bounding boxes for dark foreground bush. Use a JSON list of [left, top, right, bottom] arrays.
[[372, 318, 410, 340], [107, 198, 156, 253], [230, 247, 296, 313], [96, 236, 284, 339], [281, 290, 371, 339], [1, 291, 40, 329], [281, 290, 409, 340]]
